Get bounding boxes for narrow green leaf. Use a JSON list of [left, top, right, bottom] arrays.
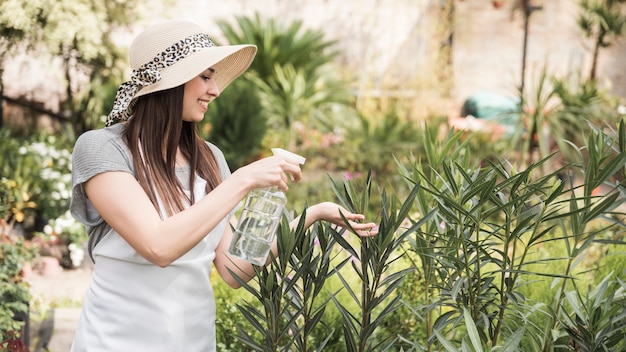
[[463, 307, 483, 352], [434, 329, 460, 352]]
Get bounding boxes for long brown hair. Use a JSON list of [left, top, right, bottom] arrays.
[[124, 85, 222, 217]]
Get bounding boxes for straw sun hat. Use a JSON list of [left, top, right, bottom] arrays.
[[106, 20, 257, 127]]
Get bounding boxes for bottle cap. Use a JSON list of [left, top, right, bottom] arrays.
[[271, 148, 306, 165]]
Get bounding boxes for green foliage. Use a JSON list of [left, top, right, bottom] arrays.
[[213, 274, 261, 351], [216, 13, 354, 151], [0, 0, 163, 133], [226, 170, 435, 351], [0, 129, 73, 221], [0, 235, 38, 343], [328, 171, 435, 351], [204, 78, 267, 170], [217, 13, 340, 83], [394, 120, 626, 350], [210, 118, 626, 352], [308, 109, 429, 192], [0, 154, 41, 344], [559, 274, 626, 351], [551, 70, 622, 156], [515, 63, 624, 173], [227, 211, 345, 351], [578, 0, 626, 45], [577, 0, 626, 79], [250, 64, 354, 149]]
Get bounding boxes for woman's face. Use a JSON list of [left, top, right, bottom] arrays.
[[182, 67, 220, 122]]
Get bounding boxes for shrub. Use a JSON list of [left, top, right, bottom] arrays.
[[222, 120, 626, 351], [0, 129, 73, 224]]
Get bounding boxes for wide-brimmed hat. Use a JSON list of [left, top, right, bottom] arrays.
[[106, 20, 257, 126]]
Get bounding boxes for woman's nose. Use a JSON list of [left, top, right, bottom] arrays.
[[208, 80, 220, 98]]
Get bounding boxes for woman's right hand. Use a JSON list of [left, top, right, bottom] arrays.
[[232, 155, 303, 192]]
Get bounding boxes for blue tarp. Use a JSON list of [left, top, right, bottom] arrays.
[[461, 91, 521, 128]]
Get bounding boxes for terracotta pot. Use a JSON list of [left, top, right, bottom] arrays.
[[20, 261, 33, 278], [492, 0, 505, 8], [36, 256, 62, 276]]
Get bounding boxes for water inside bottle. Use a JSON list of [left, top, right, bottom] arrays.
[[228, 188, 286, 265], [229, 230, 273, 266]]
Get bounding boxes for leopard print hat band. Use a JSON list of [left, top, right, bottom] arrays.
[[106, 20, 257, 127], [106, 33, 215, 126]]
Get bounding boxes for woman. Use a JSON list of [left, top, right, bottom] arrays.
[[69, 20, 377, 351]]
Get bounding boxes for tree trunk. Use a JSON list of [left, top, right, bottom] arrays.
[[0, 65, 4, 130], [590, 29, 605, 81], [431, 0, 455, 98]]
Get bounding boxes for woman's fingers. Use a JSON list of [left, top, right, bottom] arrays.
[[345, 219, 378, 237], [313, 202, 379, 237], [236, 155, 303, 191]]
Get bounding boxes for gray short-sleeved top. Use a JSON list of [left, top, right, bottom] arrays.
[[70, 123, 232, 260], [69, 123, 234, 352]]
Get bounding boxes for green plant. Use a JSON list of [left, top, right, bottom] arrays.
[[250, 64, 353, 150], [559, 274, 626, 351], [551, 70, 622, 162], [0, 234, 38, 344], [328, 170, 435, 351], [228, 210, 342, 351], [203, 78, 266, 170], [217, 13, 353, 151], [308, 109, 429, 196], [393, 120, 626, 350], [219, 119, 626, 351], [537, 118, 626, 351], [0, 129, 73, 222], [213, 273, 261, 351], [577, 0, 626, 80], [217, 13, 340, 84], [515, 61, 624, 180], [228, 170, 434, 351], [0, 175, 39, 345]]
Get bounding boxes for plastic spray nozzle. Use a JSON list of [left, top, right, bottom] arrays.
[[271, 148, 306, 165]]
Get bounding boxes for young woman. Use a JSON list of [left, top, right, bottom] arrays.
[[69, 20, 377, 351]]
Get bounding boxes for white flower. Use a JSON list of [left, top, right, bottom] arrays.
[[69, 243, 85, 267], [43, 224, 53, 235]]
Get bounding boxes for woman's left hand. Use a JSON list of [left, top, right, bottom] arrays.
[[309, 202, 378, 237]]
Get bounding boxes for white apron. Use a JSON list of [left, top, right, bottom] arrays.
[[71, 176, 227, 352]]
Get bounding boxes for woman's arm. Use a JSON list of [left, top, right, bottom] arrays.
[[214, 202, 378, 288], [83, 155, 301, 267]]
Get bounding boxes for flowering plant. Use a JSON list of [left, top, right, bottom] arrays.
[[1, 129, 73, 223], [0, 230, 39, 344], [42, 210, 87, 246], [38, 210, 87, 268], [16, 136, 73, 221]]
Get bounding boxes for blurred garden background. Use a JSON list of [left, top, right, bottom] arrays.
[[2, 0, 626, 351]]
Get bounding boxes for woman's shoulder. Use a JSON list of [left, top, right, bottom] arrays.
[[203, 141, 231, 176], [204, 141, 225, 158], [74, 124, 126, 151], [75, 123, 125, 146], [73, 124, 130, 164]]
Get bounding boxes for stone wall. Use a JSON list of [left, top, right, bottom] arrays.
[[2, 0, 625, 125], [454, 0, 626, 108]]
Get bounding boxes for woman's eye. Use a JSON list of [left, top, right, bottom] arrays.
[[201, 75, 211, 80]]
